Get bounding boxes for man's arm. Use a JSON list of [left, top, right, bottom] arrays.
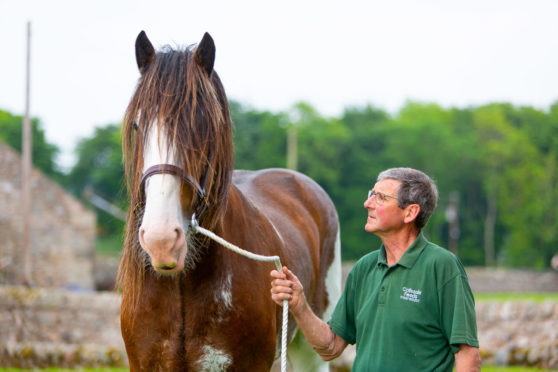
[[454, 344, 481, 372], [270, 266, 348, 361]]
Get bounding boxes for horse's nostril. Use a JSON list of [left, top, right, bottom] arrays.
[[155, 262, 177, 270]]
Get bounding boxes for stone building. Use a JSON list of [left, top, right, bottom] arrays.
[[0, 141, 96, 288]]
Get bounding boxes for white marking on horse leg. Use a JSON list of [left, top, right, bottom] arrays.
[[197, 345, 232, 371], [324, 228, 342, 321]]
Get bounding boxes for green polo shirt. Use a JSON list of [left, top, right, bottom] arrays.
[[328, 233, 478, 371]]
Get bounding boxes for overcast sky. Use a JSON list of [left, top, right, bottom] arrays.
[[1, 0, 557, 170]]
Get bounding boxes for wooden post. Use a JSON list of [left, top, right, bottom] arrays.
[[21, 21, 32, 286]]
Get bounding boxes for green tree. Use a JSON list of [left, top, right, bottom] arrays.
[[66, 124, 125, 238], [336, 104, 392, 261], [0, 109, 61, 180], [472, 104, 547, 267], [377, 102, 484, 263], [294, 102, 349, 191], [231, 101, 287, 170]]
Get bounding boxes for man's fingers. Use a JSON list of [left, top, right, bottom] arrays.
[[271, 292, 293, 305], [272, 278, 293, 287], [283, 267, 300, 283], [283, 266, 295, 280], [270, 269, 287, 280], [270, 284, 293, 294]]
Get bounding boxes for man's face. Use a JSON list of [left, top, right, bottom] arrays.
[[363, 178, 406, 235]]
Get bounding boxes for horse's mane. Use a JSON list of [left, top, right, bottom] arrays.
[[117, 43, 233, 302]]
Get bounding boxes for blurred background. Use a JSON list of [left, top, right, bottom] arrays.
[[1, 0, 558, 370]]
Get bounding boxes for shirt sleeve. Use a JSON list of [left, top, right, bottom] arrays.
[[327, 267, 357, 345], [438, 262, 479, 353]]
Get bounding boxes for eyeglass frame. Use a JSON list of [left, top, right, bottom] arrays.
[[367, 189, 398, 205]]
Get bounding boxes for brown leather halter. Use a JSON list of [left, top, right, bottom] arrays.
[[139, 163, 211, 222]]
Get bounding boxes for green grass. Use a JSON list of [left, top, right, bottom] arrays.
[[1, 368, 557, 372], [474, 292, 558, 302], [0, 369, 128, 372], [482, 367, 558, 372]]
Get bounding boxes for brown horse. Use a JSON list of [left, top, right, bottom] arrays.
[[117, 31, 341, 371]]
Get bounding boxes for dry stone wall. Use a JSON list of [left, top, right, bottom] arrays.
[[477, 300, 558, 369], [0, 286, 125, 368], [1, 285, 558, 369], [0, 142, 96, 289]]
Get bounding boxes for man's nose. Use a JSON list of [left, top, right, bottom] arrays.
[[364, 196, 377, 208]]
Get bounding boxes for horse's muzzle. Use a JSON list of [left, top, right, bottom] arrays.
[[139, 224, 186, 274]]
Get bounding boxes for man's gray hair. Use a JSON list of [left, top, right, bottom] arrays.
[[377, 167, 438, 230]]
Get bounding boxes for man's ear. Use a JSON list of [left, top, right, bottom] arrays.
[[403, 204, 420, 224]]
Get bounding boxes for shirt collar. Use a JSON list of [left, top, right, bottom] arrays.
[[377, 232, 428, 268]]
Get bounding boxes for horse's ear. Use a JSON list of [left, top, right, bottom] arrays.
[[195, 32, 215, 76], [135, 31, 155, 74]]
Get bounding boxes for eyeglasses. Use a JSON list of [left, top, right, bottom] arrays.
[[367, 189, 398, 205]]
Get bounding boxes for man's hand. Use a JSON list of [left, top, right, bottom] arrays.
[[270, 266, 307, 316], [270, 266, 348, 361]]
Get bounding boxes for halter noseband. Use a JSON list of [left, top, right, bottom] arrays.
[[139, 163, 211, 222]]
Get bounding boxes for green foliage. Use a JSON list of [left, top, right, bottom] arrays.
[[5, 96, 558, 268], [66, 124, 125, 239], [0, 109, 62, 181], [231, 101, 287, 169], [230, 100, 558, 268], [66, 124, 124, 200]]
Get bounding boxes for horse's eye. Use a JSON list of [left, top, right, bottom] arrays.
[[133, 122, 139, 131]]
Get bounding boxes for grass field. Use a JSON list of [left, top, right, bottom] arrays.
[[1, 367, 557, 372], [483, 368, 558, 372], [474, 292, 558, 302], [0, 370, 127, 372]]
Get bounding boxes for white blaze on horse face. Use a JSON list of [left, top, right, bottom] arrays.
[[139, 123, 187, 274]]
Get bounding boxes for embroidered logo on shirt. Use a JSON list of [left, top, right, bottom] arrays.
[[400, 287, 422, 303]]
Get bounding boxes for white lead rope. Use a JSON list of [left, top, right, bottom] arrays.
[[191, 223, 289, 372]]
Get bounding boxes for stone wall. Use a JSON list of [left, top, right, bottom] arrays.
[[477, 300, 558, 368], [0, 142, 96, 289], [0, 286, 125, 368], [1, 285, 557, 369], [467, 267, 558, 293]]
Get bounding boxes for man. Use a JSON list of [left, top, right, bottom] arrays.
[[270, 167, 480, 371]]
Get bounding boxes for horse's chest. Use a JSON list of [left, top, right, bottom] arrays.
[[125, 271, 274, 370], [185, 343, 233, 371], [182, 303, 274, 371]]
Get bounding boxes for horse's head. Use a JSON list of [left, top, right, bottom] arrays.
[[122, 31, 233, 276]]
